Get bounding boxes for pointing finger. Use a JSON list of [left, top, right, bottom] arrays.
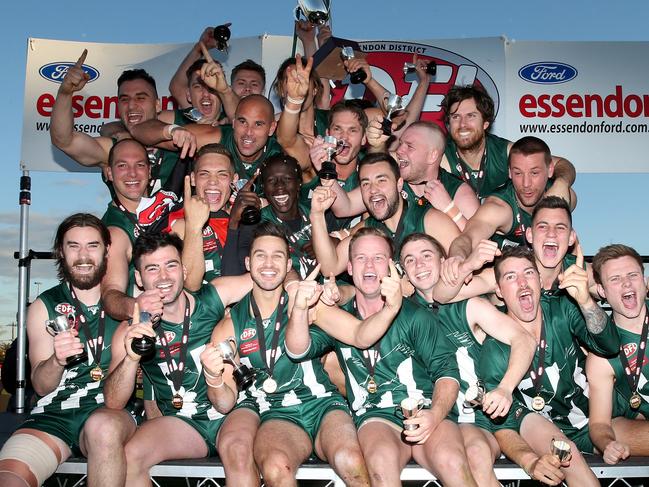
[[305, 263, 321, 282], [576, 243, 584, 268], [199, 42, 214, 63], [242, 169, 260, 191], [132, 302, 140, 323], [75, 49, 88, 68], [388, 259, 398, 279], [183, 175, 192, 201]]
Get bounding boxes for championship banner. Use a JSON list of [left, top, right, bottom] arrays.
[[505, 41, 649, 173]]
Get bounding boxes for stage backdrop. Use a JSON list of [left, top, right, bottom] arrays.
[[21, 36, 648, 173]]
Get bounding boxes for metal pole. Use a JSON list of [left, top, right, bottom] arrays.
[[15, 170, 31, 412]]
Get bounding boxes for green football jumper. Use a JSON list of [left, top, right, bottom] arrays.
[[101, 203, 139, 296], [400, 169, 464, 210], [364, 199, 427, 260]]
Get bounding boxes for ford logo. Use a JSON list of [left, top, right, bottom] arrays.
[[518, 62, 577, 84], [39, 62, 100, 84]]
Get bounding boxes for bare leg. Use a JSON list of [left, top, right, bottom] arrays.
[[357, 421, 411, 487], [412, 419, 478, 487], [460, 423, 500, 487], [124, 416, 208, 487], [79, 408, 136, 487], [520, 413, 598, 487], [216, 408, 261, 487], [314, 409, 369, 486], [253, 419, 312, 487], [611, 416, 649, 455]]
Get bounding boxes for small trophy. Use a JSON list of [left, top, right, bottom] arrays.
[[399, 397, 425, 431], [550, 438, 571, 462], [131, 312, 160, 358], [381, 93, 405, 135], [182, 107, 204, 123], [464, 380, 485, 408], [340, 47, 367, 84], [402, 60, 437, 78], [230, 179, 261, 225], [217, 337, 256, 390], [213, 23, 232, 52], [46, 315, 88, 367], [294, 0, 330, 25], [319, 135, 345, 181]]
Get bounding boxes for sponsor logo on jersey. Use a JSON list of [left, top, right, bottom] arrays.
[[623, 342, 638, 357], [240, 328, 257, 341], [518, 62, 578, 85], [39, 62, 100, 84], [240, 339, 260, 356], [55, 303, 75, 315]]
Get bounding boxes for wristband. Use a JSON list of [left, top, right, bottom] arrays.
[[203, 368, 222, 381], [205, 377, 225, 388], [442, 201, 455, 214], [452, 211, 464, 223], [286, 95, 305, 105], [283, 106, 302, 115], [164, 124, 181, 140]]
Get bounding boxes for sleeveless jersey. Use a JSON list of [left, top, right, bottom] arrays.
[[230, 292, 338, 414], [308, 298, 460, 420], [364, 199, 427, 259], [219, 125, 283, 180], [444, 132, 510, 199], [202, 212, 229, 281], [31, 283, 118, 415], [400, 169, 464, 210], [479, 294, 620, 432], [101, 203, 139, 296], [141, 284, 226, 421]]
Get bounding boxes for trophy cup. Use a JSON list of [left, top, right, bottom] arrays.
[[217, 337, 256, 390], [399, 397, 425, 431], [402, 60, 437, 78], [230, 179, 261, 225], [340, 46, 367, 84], [130, 311, 160, 358], [319, 135, 345, 181], [46, 315, 88, 367], [381, 93, 406, 135], [182, 107, 204, 123], [213, 23, 232, 52], [464, 380, 485, 408], [550, 438, 571, 462], [294, 0, 330, 25]]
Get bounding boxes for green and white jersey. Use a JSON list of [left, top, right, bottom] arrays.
[[479, 294, 620, 432], [400, 170, 464, 210], [608, 300, 649, 419], [231, 292, 339, 414], [445, 132, 510, 200], [141, 284, 226, 421], [307, 298, 460, 420], [364, 200, 427, 260], [32, 283, 118, 415], [219, 125, 283, 180]]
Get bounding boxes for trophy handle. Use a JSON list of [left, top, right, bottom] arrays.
[[45, 321, 57, 337], [226, 336, 239, 360], [294, 5, 303, 22]]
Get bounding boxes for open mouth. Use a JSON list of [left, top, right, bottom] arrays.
[[518, 289, 535, 312], [415, 270, 431, 280], [397, 158, 409, 170], [622, 291, 637, 310], [259, 269, 278, 278], [363, 272, 378, 282], [369, 195, 386, 211], [127, 112, 143, 125], [273, 194, 290, 206], [156, 282, 174, 295], [73, 263, 94, 274], [542, 242, 558, 260], [204, 189, 222, 205]]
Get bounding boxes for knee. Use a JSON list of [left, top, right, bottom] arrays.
[[259, 451, 296, 483], [124, 440, 151, 472], [330, 446, 368, 482], [434, 446, 470, 476], [218, 430, 255, 470], [83, 410, 130, 451], [464, 438, 495, 469]]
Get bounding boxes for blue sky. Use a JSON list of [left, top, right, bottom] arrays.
[[1, 0, 648, 340]]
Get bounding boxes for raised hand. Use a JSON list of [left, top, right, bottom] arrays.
[[558, 244, 590, 306], [200, 342, 225, 380], [320, 272, 341, 306], [310, 185, 336, 214], [198, 27, 218, 50], [229, 171, 261, 228], [286, 53, 313, 101], [125, 303, 156, 362], [59, 50, 90, 95], [199, 42, 229, 94], [183, 175, 210, 232], [294, 264, 323, 311], [52, 327, 85, 367], [343, 57, 372, 84], [366, 117, 389, 150], [381, 260, 403, 311]]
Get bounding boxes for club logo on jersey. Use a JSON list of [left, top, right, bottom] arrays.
[[39, 62, 100, 84], [203, 226, 214, 237], [240, 339, 260, 356], [240, 328, 257, 341], [55, 303, 75, 315], [518, 62, 578, 85], [138, 190, 178, 226], [623, 342, 638, 358]]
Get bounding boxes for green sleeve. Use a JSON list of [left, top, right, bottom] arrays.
[[292, 325, 336, 361]]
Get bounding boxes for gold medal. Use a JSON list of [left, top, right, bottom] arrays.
[[367, 377, 377, 394], [532, 395, 545, 411], [262, 377, 277, 394], [630, 392, 642, 410], [172, 393, 184, 409], [90, 366, 103, 382]]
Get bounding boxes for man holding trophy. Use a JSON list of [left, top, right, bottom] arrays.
[[103, 232, 251, 485], [0, 214, 136, 487]]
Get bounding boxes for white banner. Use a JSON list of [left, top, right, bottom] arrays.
[[505, 40, 649, 173]]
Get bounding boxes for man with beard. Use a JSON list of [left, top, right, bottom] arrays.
[[439, 84, 576, 201], [210, 223, 401, 486], [442, 137, 577, 285], [586, 245, 649, 464], [51, 52, 191, 197], [103, 232, 251, 485], [0, 214, 136, 487], [310, 152, 459, 277], [286, 227, 478, 486], [478, 246, 619, 486]]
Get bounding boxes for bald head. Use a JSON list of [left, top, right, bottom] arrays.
[[405, 121, 446, 153], [235, 94, 275, 121]]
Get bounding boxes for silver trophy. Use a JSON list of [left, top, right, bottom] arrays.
[[294, 0, 330, 25], [340, 46, 367, 84], [550, 438, 571, 462], [381, 93, 405, 135], [464, 380, 485, 408], [319, 135, 345, 180], [230, 179, 261, 225], [217, 337, 256, 390], [402, 60, 437, 78], [399, 397, 425, 431], [46, 315, 88, 367], [183, 107, 204, 123]]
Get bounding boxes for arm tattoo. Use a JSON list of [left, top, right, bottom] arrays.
[[582, 304, 608, 334]]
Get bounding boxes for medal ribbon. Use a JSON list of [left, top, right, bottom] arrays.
[[455, 145, 487, 197], [69, 285, 105, 367], [155, 294, 191, 395], [250, 292, 286, 379], [112, 197, 144, 235], [205, 211, 228, 258], [147, 149, 163, 191], [272, 210, 316, 277], [528, 319, 547, 398], [617, 308, 649, 398]]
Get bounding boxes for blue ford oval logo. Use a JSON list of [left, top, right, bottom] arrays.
[[518, 62, 577, 84], [39, 62, 100, 84]]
